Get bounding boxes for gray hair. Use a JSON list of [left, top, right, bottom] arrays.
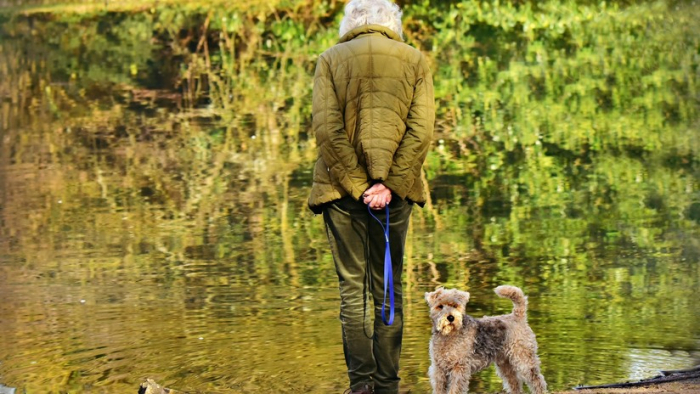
[[339, 0, 403, 39]]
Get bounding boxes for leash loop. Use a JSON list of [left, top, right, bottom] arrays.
[[367, 204, 394, 325]]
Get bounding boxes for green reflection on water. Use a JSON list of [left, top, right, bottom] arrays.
[[0, 1, 698, 393]]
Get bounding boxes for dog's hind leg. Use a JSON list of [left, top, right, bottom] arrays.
[[523, 365, 547, 394], [495, 358, 523, 394], [511, 348, 547, 394]]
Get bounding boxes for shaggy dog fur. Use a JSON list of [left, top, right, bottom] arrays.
[[425, 286, 547, 394]]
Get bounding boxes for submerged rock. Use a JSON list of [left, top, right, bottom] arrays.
[[138, 378, 178, 394], [0, 383, 16, 394]]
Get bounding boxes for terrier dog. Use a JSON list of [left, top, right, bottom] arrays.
[[425, 285, 547, 394]]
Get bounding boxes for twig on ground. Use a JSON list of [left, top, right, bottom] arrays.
[[574, 366, 700, 391]]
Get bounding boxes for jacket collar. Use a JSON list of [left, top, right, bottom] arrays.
[[339, 24, 403, 44]]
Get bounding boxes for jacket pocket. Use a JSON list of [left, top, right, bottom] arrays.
[[313, 156, 332, 185]]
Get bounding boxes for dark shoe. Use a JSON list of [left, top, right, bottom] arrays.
[[343, 383, 374, 394]]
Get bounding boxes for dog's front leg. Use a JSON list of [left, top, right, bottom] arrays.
[[447, 366, 471, 394], [429, 364, 449, 394]]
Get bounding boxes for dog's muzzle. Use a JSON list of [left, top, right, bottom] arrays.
[[436, 311, 463, 335]]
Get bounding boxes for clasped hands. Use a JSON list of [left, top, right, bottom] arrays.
[[363, 183, 392, 210]]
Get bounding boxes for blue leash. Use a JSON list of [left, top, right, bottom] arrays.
[[367, 204, 394, 325]]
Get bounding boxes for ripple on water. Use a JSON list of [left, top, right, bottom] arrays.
[[0, 281, 352, 393]]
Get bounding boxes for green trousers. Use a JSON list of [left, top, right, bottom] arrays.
[[323, 195, 413, 394]]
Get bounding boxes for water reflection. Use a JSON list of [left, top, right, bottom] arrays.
[[1, 4, 700, 394]]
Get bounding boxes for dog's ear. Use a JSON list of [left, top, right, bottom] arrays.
[[424, 292, 433, 305], [456, 290, 470, 306], [424, 287, 444, 305]]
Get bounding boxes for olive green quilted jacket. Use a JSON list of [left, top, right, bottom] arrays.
[[307, 24, 435, 213]]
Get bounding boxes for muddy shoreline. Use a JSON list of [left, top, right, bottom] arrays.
[[134, 367, 700, 393], [135, 366, 700, 393]]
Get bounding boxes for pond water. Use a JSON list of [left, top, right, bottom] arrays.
[[1, 5, 699, 394]]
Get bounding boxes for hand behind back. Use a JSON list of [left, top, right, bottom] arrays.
[[363, 183, 392, 210]]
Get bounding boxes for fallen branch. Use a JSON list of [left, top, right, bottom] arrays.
[[574, 366, 700, 391], [660, 365, 700, 376]]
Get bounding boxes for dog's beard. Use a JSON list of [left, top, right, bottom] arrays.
[[436, 311, 463, 335]]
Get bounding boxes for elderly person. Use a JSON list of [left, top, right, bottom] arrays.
[[307, 0, 435, 393]]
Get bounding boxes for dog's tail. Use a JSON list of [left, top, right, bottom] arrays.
[[494, 285, 528, 320]]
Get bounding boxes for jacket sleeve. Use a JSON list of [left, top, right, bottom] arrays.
[[383, 55, 435, 199], [313, 55, 370, 200]]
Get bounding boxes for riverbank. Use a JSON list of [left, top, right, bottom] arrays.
[[136, 368, 700, 394], [135, 379, 700, 394]]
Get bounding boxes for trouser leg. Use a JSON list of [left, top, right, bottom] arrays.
[[324, 197, 376, 390], [369, 197, 412, 394], [323, 196, 413, 394]]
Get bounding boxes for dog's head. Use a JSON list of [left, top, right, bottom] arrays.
[[425, 287, 470, 335]]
